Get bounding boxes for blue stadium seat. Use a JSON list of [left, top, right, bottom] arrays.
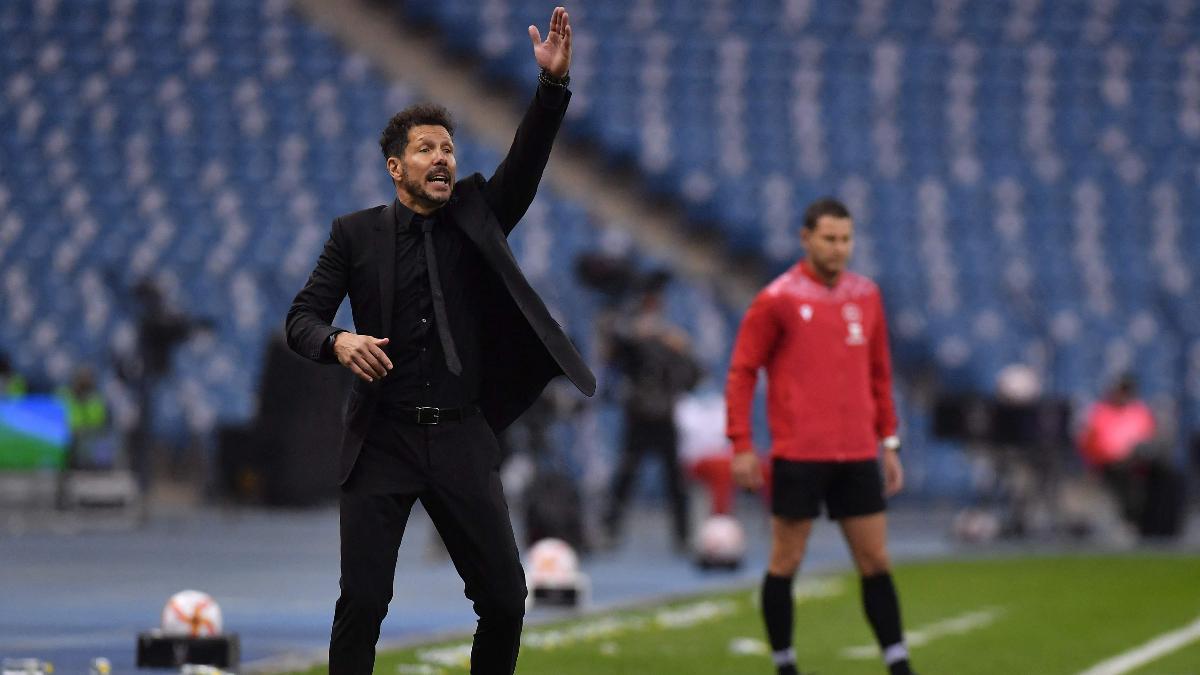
[[0, 0, 741, 499]]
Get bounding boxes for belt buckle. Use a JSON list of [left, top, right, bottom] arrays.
[[415, 406, 440, 425]]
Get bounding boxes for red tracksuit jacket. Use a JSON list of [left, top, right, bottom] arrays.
[[725, 261, 898, 462]]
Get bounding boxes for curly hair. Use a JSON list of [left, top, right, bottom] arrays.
[[379, 103, 455, 159]]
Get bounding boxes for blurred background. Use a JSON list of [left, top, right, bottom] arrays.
[[1, 0, 1198, 672]]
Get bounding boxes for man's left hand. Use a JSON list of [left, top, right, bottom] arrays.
[[529, 6, 572, 78], [882, 447, 904, 497]]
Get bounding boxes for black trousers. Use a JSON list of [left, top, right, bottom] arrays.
[[330, 413, 526, 675], [605, 416, 690, 546]]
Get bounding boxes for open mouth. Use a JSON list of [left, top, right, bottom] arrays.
[[427, 171, 451, 189]]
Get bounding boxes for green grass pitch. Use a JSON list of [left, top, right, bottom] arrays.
[[285, 554, 1200, 674]]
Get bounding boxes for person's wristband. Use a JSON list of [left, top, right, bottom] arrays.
[[325, 330, 345, 359], [538, 68, 570, 88], [882, 435, 901, 453]]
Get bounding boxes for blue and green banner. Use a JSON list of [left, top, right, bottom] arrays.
[[0, 395, 70, 470]]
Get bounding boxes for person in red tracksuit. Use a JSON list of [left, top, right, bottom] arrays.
[[726, 197, 915, 675]]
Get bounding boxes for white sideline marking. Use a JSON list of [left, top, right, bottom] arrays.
[[746, 576, 846, 608], [729, 637, 769, 656], [841, 607, 1005, 659], [794, 577, 845, 602], [1077, 616, 1200, 675], [416, 599, 740, 666], [416, 643, 473, 668], [396, 666, 444, 674]]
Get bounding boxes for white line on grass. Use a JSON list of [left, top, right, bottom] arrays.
[[1077, 616, 1200, 675], [746, 576, 847, 608], [415, 599, 741, 667], [794, 577, 846, 602], [840, 607, 1005, 659]]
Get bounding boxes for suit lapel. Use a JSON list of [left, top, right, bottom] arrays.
[[445, 190, 507, 288], [448, 186, 598, 397], [376, 200, 401, 336], [447, 189, 552, 338]]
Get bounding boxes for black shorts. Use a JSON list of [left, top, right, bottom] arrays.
[[771, 458, 886, 520]]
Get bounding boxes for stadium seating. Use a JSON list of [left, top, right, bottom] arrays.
[[0, 0, 733, 478], [4, 0, 1198, 500], [398, 0, 1200, 469]]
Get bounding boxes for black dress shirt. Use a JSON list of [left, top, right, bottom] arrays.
[[378, 203, 484, 408]]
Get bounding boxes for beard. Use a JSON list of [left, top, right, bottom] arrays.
[[400, 164, 452, 208], [809, 255, 847, 281]]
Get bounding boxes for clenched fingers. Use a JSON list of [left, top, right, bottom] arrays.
[[365, 340, 393, 372], [347, 362, 374, 383], [336, 334, 392, 382], [352, 350, 389, 380], [732, 453, 763, 491]]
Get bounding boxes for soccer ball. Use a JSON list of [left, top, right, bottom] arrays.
[[527, 538, 579, 587], [161, 590, 223, 637], [526, 538, 588, 607], [696, 515, 746, 569]]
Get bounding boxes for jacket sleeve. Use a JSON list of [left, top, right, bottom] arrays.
[[869, 289, 899, 439], [285, 217, 350, 363], [482, 82, 571, 235], [725, 290, 781, 453]]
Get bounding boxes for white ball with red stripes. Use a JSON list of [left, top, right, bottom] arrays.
[[527, 538, 579, 587], [161, 589, 223, 637]]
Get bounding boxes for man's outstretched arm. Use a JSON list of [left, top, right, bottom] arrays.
[[483, 6, 573, 234]]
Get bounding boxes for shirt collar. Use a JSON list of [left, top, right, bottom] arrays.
[[394, 199, 446, 234], [798, 260, 841, 289], [393, 198, 416, 232]]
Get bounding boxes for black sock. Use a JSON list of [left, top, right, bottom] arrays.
[[861, 572, 912, 674], [762, 573, 797, 673]]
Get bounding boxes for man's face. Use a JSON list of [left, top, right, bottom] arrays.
[[388, 125, 456, 212], [801, 215, 854, 280]]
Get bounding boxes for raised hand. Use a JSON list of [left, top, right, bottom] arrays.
[[528, 6, 572, 78]]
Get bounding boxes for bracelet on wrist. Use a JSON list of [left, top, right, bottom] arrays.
[[538, 68, 570, 88]]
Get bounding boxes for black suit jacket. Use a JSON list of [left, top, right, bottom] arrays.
[[286, 87, 596, 484]]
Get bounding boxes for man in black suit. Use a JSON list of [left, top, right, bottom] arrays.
[[285, 8, 593, 674]]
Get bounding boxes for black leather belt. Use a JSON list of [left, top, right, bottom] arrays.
[[383, 403, 481, 425]]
